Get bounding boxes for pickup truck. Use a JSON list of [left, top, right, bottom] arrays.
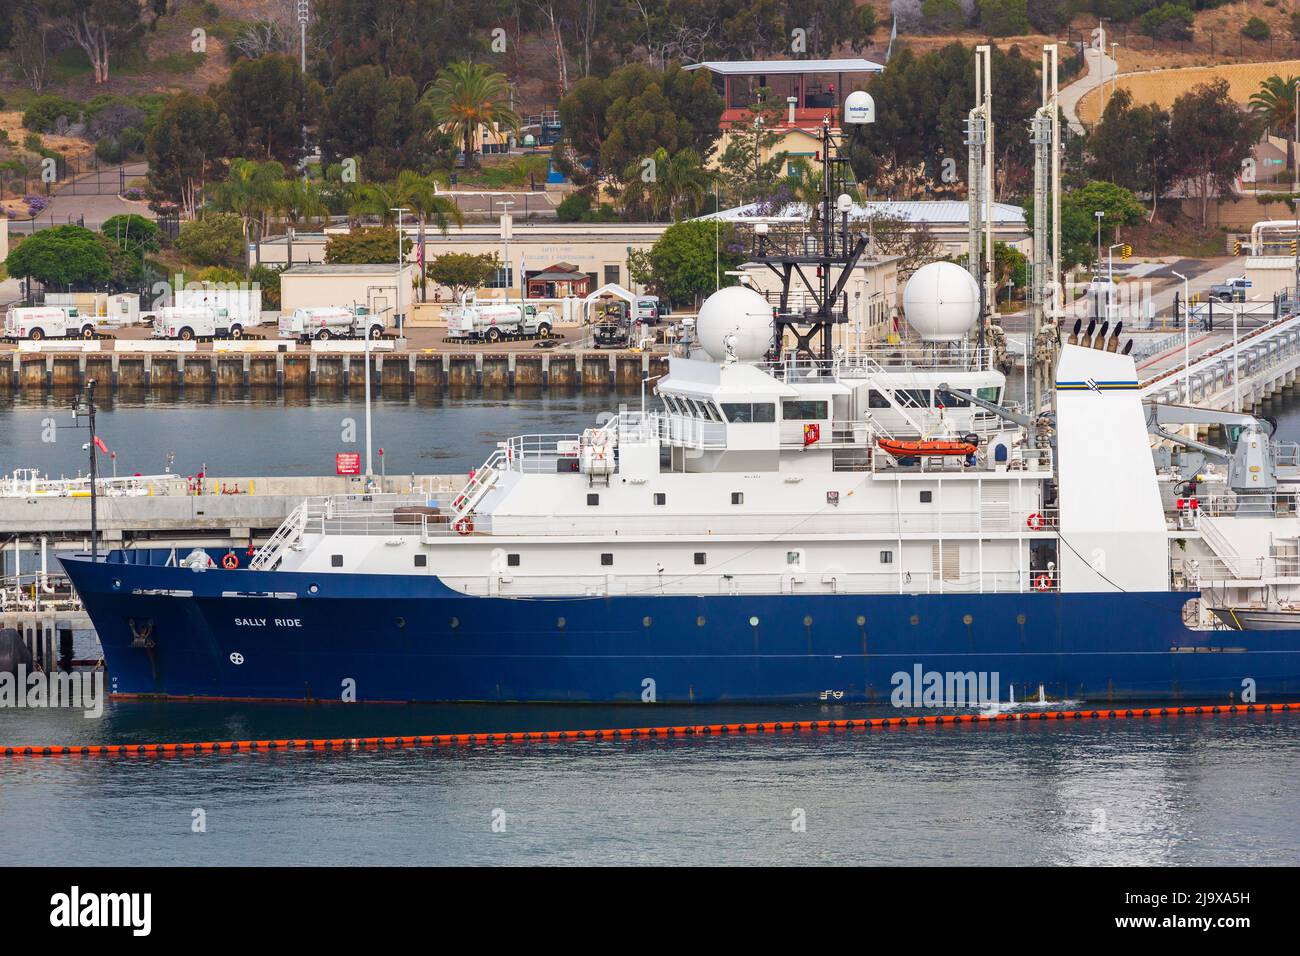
[[1209, 277, 1251, 303]]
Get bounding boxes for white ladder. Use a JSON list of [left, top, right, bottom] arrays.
[[451, 450, 506, 523], [249, 501, 309, 571]]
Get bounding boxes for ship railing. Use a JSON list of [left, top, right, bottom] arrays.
[[475, 508, 1058, 537], [501, 434, 583, 474], [1175, 553, 1300, 585], [450, 568, 1035, 597], [779, 419, 875, 449], [870, 443, 1052, 474], [1195, 492, 1297, 519], [0, 468, 175, 498]]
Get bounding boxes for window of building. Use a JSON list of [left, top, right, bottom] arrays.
[[694, 552, 707, 565], [414, 554, 427, 568], [782, 400, 829, 420], [331, 554, 343, 567], [507, 553, 520, 567], [654, 492, 666, 506], [485, 266, 514, 289], [731, 492, 744, 505], [587, 493, 600, 506], [603, 264, 620, 285], [880, 550, 893, 564]]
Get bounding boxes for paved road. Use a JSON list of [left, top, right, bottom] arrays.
[[8, 163, 151, 234], [1060, 47, 1116, 134]]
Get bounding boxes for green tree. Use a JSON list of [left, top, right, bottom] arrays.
[[21, 94, 81, 132], [319, 66, 426, 181], [979, 0, 1031, 36], [212, 159, 287, 266], [420, 61, 520, 170], [920, 0, 966, 31], [426, 252, 499, 302], [644, 219, 745, 307], [275, 177, 327, 267], [1169, 78, 1258, 227], [175, 213, 245, 269], [324, 227, 410, 264], [621, 147, 714, 221], [209, 54, 324, 165], [44, 0, 166, 84], [100, 213, 160, 266], [1140, 4, 1194, 41], [1085, 88, 1174, 219], [1070, 181, 1145, 247], [5, 225, 112, 288], [1242, 16, 1270, 41], [250, 263, 285, 310], [145, 92, 233, 218], [717, 93, 792, 206]]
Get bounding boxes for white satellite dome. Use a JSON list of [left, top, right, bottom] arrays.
[[903, 261, 980, 342], [695, 285, 774, 362]]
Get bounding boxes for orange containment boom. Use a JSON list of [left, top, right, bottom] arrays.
[[2, 702, 1295, 759]]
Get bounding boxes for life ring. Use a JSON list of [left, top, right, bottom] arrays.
[[1034, 573, 1052, 592], [221, 552, 239, 570], [1026, 512, 1044, 531], [453, 517, 474, 536]]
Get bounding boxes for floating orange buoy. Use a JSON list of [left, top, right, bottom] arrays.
[[878, 437, 976, 458]]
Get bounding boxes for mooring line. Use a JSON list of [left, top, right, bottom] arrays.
[[1, 702, 1295, 758]]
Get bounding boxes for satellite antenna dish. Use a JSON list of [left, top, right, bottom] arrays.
[[843, 90, 875, 125]]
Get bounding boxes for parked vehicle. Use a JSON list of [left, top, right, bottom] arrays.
[[150, 307, 236, 341], [633, 295, 660, 324], [448, 298, 556, 341], [3, 306, 96, 341], [278, 306, 385, 342], [1210, 277, 1251, 303]]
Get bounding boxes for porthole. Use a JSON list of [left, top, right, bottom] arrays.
[[855, 615, 866, 627], [309, 584, 319, 594], [697, 616, 706, 627], [642, 616, 652, 628], [962, 613, 973, 625], [803, 615, 813, 627], [449, 617, 459, 629], [396, 617, 406, 629], [909, 614, 920, 626], [1016, 613, 1026, 625], [557, 617, 566, 629], [749, 615, 760, 627]]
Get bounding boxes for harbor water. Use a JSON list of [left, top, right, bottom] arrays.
[[3, 386, 1300, 866]]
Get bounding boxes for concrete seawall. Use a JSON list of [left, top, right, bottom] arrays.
[[1, 349, 669, 395]]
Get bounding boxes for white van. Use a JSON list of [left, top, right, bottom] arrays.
[[151, 307, 236, 340], [4, 306, 95, 340]]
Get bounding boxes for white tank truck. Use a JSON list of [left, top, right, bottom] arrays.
[[4, 306, 99, 341], [445, 293, 557, 343], [278, 306, 387, 342]]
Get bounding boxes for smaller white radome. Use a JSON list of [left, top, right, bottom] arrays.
[[695, 285, 774, 362], [903, 261, 980, 342]]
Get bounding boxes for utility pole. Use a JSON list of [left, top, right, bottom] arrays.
[[297, 0, 309, 74]]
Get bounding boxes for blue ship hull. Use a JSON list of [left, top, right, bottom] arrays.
[[59, 553, 1300, 704]]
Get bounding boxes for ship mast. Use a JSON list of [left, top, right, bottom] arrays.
[[750, 118, 870, 364]]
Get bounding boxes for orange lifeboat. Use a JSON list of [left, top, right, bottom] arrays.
[[877, 437, 977, 458]]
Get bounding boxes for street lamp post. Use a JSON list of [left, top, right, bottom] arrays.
[[498, 200, 514, 303], [391, 206, 408, 340], [1094, 210, 1104, 266], [1172, 270, 1190, 403]]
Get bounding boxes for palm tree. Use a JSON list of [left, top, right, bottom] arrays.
[[391, 170, 464, 301], [621, 148, 714, 222], [421, 61, 521, 170], [1249, 75, 1299, 176], [277, 178, 327, 266], [213, 159, 285, 268]]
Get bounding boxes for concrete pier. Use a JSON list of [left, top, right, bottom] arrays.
[[2, 347, 667, 396]]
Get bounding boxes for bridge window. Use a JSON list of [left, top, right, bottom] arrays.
[[601, 553, 614, 566], [731, 492, 744, 505], [977, 387, 1001, 403], [587, 493, 600, 506], [880, 550, 893, 564], [920, 490, 933, 503], [507, 553, 520, 567], [868, 390, 890, 408], [654, 492, 666, 505], [694, 552, 707, 565], [414, 554, 427, 568], [331, 554, 343, 567], [782, 400, 829, 420], [722, 402, 776, 423]]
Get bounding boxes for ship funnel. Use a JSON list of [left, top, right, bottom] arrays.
[[1068, 318, 1081, 346], [1081, 318, 1096, 348], [1121, 339, 1133, 355], [1106, 321, 1123, 352], [1092, 321, 1109, 350]]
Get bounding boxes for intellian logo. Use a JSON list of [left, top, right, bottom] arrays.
[[49, 886, 151, 936]]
